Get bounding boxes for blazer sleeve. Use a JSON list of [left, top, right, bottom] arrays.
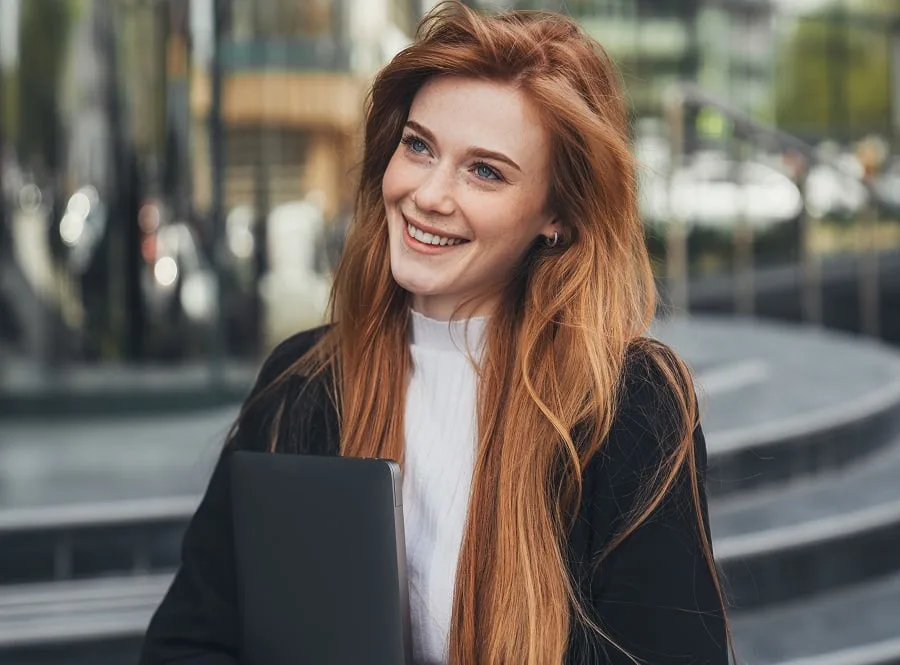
[[138, 332, 319, 665], [581, 361, 729, 664]]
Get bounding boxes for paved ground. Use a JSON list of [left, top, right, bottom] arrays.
[[0, 408, 232, 510]]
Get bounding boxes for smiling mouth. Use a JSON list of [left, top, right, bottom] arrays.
[[405, 220, 469, 247]]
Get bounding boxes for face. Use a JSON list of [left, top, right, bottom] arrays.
[[382, 76, 558, 320]]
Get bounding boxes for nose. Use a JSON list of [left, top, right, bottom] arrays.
[[412, 164, 456, 216]]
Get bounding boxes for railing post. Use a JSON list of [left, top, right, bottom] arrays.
[[858, 195, 881, 337], [733, 221, 755, 317], [797, 173, 823, 327], [664, 86, 689, 318], [733, 141, 755, 318], [53, 533, 73, 581], [857, 134, 885, 338]]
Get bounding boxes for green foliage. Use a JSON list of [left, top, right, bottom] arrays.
[[775, 13, 892, 139], [850, 0, 900, 17]]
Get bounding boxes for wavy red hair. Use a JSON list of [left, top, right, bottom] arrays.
[[256, 3, 730, 663]]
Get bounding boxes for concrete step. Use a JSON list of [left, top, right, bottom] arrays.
[[712, 435, 900, 610], [1, 317, 900, 589], [1, 570, 899, 665], [683, 248, 900, 347], [0, 363, 255, 417], [655, 317, 900, 497], [0, 574, 168, 648], [0, 498, 192, 585], [0, 575, 161, 665], [5, 317, 899, 508], [733, 570, 900, 665], [0, 637, 143, 665]]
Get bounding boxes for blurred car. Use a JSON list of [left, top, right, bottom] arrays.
[[640, 152, 804, 230], [804, 154, 869, 220]]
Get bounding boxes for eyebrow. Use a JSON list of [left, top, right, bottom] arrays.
[[404, 120, 522, 173]]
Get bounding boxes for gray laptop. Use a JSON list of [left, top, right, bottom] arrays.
[[230, 451, 411, 665]]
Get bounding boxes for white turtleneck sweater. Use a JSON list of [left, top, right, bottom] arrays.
[[403, 310, 486, 665]]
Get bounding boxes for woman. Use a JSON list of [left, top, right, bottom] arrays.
[[140, 3, 730, 664]]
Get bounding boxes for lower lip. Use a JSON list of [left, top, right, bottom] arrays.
[[401, 219, 468, 255]]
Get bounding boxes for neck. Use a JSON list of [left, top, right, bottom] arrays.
[[411, 293, 498, 322]]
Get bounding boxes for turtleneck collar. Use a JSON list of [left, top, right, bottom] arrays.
[[409, 309, 488, 356]]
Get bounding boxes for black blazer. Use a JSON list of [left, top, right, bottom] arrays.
[[139, 327, 729, 665]]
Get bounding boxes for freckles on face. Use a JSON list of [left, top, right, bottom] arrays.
[[381, 76, 557, 319]]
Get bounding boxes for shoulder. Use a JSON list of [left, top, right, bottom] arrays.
[[228, 325, 333, 453], [616, 339, 691, 434], [599, 338, 701, 480], [574, 338, 706, 547], [255, 325, 332, 387]]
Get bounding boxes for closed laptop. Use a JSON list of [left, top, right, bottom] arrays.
[[230, 451, 411, 665]]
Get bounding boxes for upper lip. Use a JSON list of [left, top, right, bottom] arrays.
[[402, 213, 469, 241]]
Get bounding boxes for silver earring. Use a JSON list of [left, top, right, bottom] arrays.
[[546, 230, 559, 248]]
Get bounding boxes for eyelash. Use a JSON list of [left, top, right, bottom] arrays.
[[400, 133, 505, 183], [400, 134, 428, 155]]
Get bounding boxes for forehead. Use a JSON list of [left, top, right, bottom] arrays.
[[408, 76, 549, 166]]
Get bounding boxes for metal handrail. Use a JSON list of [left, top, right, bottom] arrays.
[[671, 83, 879, 193], [662, 83, 884, 336]]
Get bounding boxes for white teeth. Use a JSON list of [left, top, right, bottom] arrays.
[[406, 221, 464, 247]]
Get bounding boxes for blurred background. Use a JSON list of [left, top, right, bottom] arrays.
[[1, 0, 899, 663]]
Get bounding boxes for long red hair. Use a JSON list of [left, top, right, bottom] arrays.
[[252, 3, 729, 663]]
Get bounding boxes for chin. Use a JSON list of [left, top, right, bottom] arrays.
[[387, 244, 438, 297], [391, 265, 443, 298]]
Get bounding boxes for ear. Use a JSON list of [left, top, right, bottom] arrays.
[[539, 216, 561, 243]]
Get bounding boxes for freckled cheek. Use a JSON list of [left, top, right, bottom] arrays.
[[466, 203, 527, 247], [382, 155, 418, 206], [381, 171, 398, 206], [471, 219, 525, 261]]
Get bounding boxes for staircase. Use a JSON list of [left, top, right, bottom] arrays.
[[2, 316, 900, 664], [663, 317, 900, 664]]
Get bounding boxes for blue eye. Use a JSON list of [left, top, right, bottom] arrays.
[[402, 135, 428, 154], [474, 162, 500, 181]]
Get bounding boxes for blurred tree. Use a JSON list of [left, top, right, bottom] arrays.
[[16, 0, 77, 177], [775, 12, 891, 140], [851, 0, 900, 17]]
